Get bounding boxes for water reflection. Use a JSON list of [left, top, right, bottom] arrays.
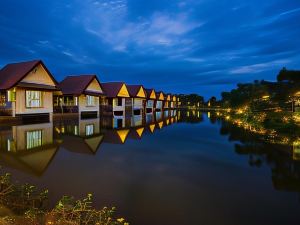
[[0, 123, 59, 176], [1, 109, 300, 225], [0, 110, 178, 176], [219, 118, 300, 194], [54, 118, 104, 155]]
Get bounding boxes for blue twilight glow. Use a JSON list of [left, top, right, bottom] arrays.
[[0, 0, 300, 98]]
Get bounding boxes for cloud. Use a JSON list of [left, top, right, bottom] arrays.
[[230, 59, 290, 74], [78, 0, 203, 54]]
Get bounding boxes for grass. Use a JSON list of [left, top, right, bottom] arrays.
[[0, 170, 128, 225]]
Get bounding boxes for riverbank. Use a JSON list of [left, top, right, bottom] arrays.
[[212, 109, 300, 145]]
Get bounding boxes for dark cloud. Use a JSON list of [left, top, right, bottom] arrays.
[[0, 0, 299, 99]]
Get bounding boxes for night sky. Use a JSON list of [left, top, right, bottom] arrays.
[[1, 0, 300, 99]]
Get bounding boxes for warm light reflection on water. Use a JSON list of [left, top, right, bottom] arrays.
[[0, 109, 300, 225]]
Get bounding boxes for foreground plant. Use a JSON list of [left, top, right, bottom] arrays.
[[0, 170, 128, 225]]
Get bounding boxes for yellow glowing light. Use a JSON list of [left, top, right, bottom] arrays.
[[55, 127, 61, 134], [166, 119, 170, 125], [136, 127, 144, 137], [158, 121, 163, 129], [207, 112, 210, 118], [293, 141, 300, 161], [149, 124, 155, 133], [117, 84, 130, 97], [294, 91, 300, 96], [117, 129, 129, 143], [262, 95, 270, 100]]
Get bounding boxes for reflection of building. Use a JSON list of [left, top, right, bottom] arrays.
[[54, 75, 104, 118], [103, 129, 130, 144], [146, 113, 155, 124], [170, 95, 177, 109], [128, 127, 145, 140], [293, 141, 300, 161], [164, 110, 170, 118], [55, 118, 103, 154], [131, 114, 143, 127], [0, 122, 59, 176], [100, 115, 131, 129], [0, 60, 58, 121]]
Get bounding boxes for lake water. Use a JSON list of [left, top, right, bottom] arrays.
[[0, 110, 300, 225]]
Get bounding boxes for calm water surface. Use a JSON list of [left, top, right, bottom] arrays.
[[0, 111, 300, 225]]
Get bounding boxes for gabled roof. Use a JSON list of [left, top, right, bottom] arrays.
[[165, 93, 171, 101], [156, 91, 165, 100], [0, 60, 57, 90], [145, 88, 156, 100], [59, 75, 103, 96], [127, 85, 146, 98], [102, 82, 130, 98]]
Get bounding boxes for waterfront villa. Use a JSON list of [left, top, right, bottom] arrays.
[[155, 91, 165, 111], [170, 95, 177, 109], [54, 75, 104, 118], [0, 60, 58, 121], [145, 88, 156, 114], [101, 82, 131, 117], [164, 93, 171, 110], [127, 85, 147, 115]]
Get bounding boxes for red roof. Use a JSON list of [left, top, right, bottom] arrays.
[[59, 75, 103, 95], [127, 85, 146, 97], [102, 82, 126, 98], [0, 60, 57, 90]]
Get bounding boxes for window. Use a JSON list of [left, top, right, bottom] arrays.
[[26, 91, 42, 108], [26, 130, 42, 149], [86, 95, 95, 106], [113, 98, 123, 107], [74, 97, 78, 106], [117, 98, 122, 106], [85, 124, 94, 136], [7, 90, 16, 102]]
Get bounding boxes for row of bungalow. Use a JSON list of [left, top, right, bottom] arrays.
[[0, 60, 180, 121]]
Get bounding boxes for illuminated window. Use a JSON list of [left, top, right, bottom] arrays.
[[74, 97, 78, 106], [86, 95, 95, 106], [7, 90, 16, 102], [26, 130, 42, 149], [85, 124, 94, 136], [74, 125, 79, 135], [26, 91, 42, 108]]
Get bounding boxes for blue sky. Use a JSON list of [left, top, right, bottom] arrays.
[[0, 0, 300, 99]]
